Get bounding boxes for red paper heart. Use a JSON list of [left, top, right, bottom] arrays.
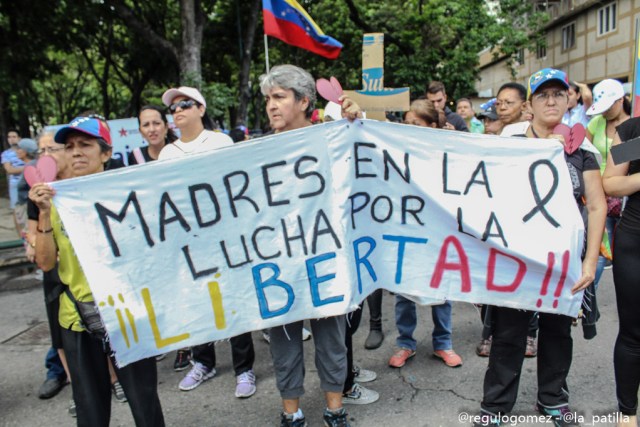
[[24, 156, 57, 187], [553, 123, 585, 155], [316, 76, 344, 104]]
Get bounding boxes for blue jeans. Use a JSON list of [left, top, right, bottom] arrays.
[[45, 347, 66, 381], [395, 295, 452, 351]]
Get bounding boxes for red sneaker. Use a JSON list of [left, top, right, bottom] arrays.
[[388, 348, 416, 368], [434, 349, 463, 367]]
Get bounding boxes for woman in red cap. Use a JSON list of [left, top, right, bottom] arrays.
[[29, 116, 165, 427]]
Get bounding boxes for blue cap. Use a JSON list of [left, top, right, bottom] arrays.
[[527, 68, 570, 98]]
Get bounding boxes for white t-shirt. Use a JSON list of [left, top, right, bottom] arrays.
[[158, 130, 234, 160], [500, 121, 531, 137]]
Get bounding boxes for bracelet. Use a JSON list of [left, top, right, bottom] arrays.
[[37, 227, 53, 233]]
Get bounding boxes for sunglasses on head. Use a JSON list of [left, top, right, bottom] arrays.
[[169, 99, 198, 113]]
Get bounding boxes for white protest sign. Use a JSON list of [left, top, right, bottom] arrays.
[[51, 120, 585, 366]]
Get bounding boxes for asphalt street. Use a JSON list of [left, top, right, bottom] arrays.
[[0, 266, 623, 427]]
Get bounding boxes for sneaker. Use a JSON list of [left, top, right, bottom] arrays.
[[472, 412, 501, 426], [476, 338, 491, 357], [155, 353, 167, 361], [388, 348, 416, 368], [112, 380, 127, 403], [262, 330, 271, 344], [353, 365, 377, 383], [68, 399, 76, 418], [280, 412, 308, 427], [178, 362, 216, 391], [342, 383, 379, 405], [235, 369, 256, 398], [323, 407, 350, 427], [536, 404, 580, 426], [433, 349, 463, 367], [364, 329, 384, 349], [302, 327, 312, 341], [525, 336, 538, 358], [173, 348, 191, 371], [38, 377, 66, 399]]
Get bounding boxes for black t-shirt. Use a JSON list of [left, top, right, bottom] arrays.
[[616, 117, 640, 232], [127, 146, 155, 165]]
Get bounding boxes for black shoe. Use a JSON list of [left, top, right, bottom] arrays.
[[536, 405, 580, 427], [323, 407, 350, 427], [280, 412, 308, 427], [173, 348, 191, 371], [364, 329, 384, 350], [38, 377, 66, 399]]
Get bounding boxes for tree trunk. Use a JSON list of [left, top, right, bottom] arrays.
[[179, 0, 204, 86], [236, 0, 261, 127]]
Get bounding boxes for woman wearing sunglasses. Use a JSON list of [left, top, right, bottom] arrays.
[[158, 87, 233, 160]]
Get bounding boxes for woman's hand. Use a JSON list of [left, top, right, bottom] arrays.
[[28, 183, 56, 212], [339, 95, 363, 121], [571, 259, 596, 294]]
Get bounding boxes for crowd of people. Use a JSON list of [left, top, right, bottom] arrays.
[[2, 63, 638, 427]]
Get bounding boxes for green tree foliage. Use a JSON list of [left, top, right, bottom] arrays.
[[0, 0, 544, 139]]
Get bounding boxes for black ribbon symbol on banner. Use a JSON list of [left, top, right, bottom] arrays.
[[522, 159, 560, 228]]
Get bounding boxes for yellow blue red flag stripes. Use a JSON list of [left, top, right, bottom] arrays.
[[262, 0, 342, 59]]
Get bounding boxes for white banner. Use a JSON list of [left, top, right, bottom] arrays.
[[51, 120, 585, 366]]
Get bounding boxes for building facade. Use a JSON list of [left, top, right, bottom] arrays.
[[476, 0, 640, 97]]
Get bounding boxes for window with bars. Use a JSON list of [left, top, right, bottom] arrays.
[[562, 23, 575, 51], [597, 2, 617, 36], [536, 39, 547, 59]]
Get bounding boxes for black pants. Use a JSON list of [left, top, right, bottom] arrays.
[[343, 305, 364, 393], [613, 226, 640, 415], [481, 306, 539, 340], [191, 332, 255, 375], [481, 307, 572, 414], [61, 329, 164, 427], [366, 289, 383, 330]]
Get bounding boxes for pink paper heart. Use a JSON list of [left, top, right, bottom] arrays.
[[24, 156, 57, 187], [316, 76, 344, 104], [553, 123, 585, 155]]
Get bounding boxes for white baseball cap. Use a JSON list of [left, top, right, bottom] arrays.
[[586, 79, 624, 116], [162, 86, 207, 109]]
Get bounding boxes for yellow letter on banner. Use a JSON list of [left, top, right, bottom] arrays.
[[141, 288, 190, 348]]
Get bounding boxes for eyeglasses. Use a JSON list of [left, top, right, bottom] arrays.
[[37, 147, 64, 155], [169, 100, 198, 113], [495, 100, 520, 109], [532, 90, 568, 103]]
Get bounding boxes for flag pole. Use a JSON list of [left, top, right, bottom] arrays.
[[633, 17, 640, 117], [264, 34, 270, 73]]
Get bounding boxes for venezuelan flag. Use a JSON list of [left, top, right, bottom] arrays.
[[263, 0, 343, 59]]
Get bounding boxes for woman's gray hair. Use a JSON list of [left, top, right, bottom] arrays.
[[259, 65, 316, 118], [36, 130, 57, 145]]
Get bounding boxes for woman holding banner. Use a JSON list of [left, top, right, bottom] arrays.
[[602, 116, 640, 427], [474, 68, 606, 427], [157, 86, 259, 398], [29, 117, 165, 427], [260, 64, 362, 427]]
